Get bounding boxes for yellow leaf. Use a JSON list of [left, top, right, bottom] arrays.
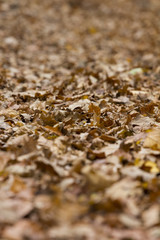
[[142, 161, 159, 174], [144, 128, 160, 150], [134, 158, 144, 167], [88, 26, 97, 34]]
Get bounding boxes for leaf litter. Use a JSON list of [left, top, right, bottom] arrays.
[[0, 0, 160, 239]]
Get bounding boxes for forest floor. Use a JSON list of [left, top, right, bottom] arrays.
[[0, 0, 160, 239]]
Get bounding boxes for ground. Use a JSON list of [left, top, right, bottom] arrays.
[[0, 0, 160, 239]]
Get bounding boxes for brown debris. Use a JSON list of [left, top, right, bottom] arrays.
[[0, 0, 160, 239]]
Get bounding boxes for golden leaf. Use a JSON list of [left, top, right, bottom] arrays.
[[144, 128, 160, 150]]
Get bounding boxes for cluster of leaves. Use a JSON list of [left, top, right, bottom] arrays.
[[0, 0, 160, 239]]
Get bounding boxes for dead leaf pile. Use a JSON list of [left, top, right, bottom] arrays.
[[0, 0, 160, 239]]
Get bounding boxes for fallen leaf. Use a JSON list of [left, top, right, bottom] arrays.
[[144, 128, 160, 150], [0, 198, 33, 224], [142, 205, 160, 227], [3, 220, 46, 240]]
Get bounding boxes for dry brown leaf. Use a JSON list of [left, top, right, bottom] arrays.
[[3, 220, 46, 240], [0, 151, 14, 171], [82, 165, 119, 191], [142, 205, 160, 227], [0, 198, 33, 224]]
